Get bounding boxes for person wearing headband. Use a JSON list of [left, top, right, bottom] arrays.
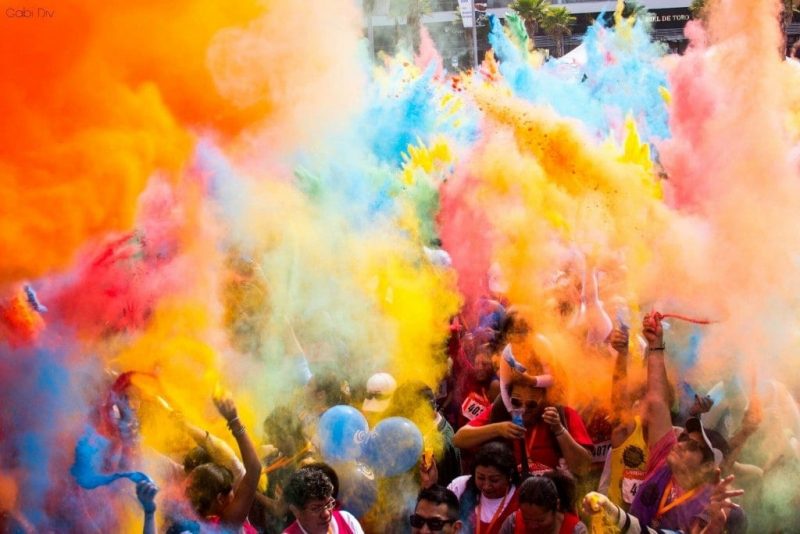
[[628, 313, 739, 532], [453, 345, 592, 477]]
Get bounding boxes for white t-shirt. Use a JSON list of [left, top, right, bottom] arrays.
[[447, 475, 516, 523]]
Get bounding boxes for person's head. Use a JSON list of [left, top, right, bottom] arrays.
[[284, 467, 336, 534], [183, 446, 213, 474], [411, 485, 462, 534], [516, 476, 561, 532], [185, 463, 234, 517], [473, 346, 495, 384], [667, 417, 728, 486], [262, 405, 306, 455], [307, 371, 350, 413], [299, 461, 340, 499], [509, 380, 547, 426], [471, 442, 519, 499], [362, 372, 397, 413]]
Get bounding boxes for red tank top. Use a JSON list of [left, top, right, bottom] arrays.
[[474, 489, 519, 534], [512, 510, 580, 534]]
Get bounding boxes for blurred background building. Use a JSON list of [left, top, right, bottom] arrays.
[[360, 0, 800, 69]]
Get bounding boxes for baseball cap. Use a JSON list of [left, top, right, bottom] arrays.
[[685, 417, 728, 466], [362, 373, 397, 413]]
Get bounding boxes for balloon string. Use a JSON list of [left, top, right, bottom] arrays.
[[656, 312, 714, 325]]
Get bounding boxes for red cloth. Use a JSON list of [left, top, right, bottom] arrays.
[[512, 510, 580, 534], [468, 406, 592, 472], [645, 427, 678, 478], [474, 488, 519, 534]]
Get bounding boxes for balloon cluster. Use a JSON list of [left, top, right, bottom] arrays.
[[317, 405, 424, 516]]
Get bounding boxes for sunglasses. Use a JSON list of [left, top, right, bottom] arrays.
[[365, 391, 391, 400], [510, 397, 539, 411], [677, 432, 713, 462], [306, 498, 336, 514], [409, 514, 456, 531]]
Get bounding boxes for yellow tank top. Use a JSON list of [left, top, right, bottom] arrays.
[[607, 415, 648, 508]]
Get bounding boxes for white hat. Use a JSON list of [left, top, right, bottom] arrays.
[[362, 373, 397, 413]]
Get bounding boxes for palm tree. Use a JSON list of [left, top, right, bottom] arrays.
[[688, 0, 706, 20], [601, 0, 648, 27], [541, 6, 575, 57], [621, 0, 648, 20], [509, 0, 551, 40], [389, 0, 432, 52]]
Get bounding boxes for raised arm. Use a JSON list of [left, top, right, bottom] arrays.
[[181, 418, 246, 484], [214, 397, 262, 527], [452, 421, 525, 449], [609, 328, 631, 425], [542, 406, 592, 475], [136, 481, 158, 534], [642, 313, 672, 450]]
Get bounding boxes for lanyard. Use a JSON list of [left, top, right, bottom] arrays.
[[656, 479, 700, 518], [475, 488, 512, 534]]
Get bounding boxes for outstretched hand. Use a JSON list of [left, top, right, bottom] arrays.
[[213, 396, 239, 423], [642, 312, 664, 348], [701, 471, 744, 534], [608, 328, 629, 354], [581, 491, 615, 517], [136, 481, 158, 514]]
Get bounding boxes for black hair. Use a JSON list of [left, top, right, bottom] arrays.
[[302, 461, 340, 499], [310, 370, 350, 408], [283, 467, 334, 508], [416, 485, 460, 521], [541, 470, 576, 513], [472, 441, 519, 483], [459, 441, 520, 521], [183, 446, 212, 474], [185, 463, 234, 517], [518, 476, 559, 512]]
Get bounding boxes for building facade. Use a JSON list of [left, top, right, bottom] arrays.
[[364, 0, 800, 68]]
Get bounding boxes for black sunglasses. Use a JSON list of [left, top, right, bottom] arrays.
[[409, 513, 456, 531], [510, 397, 538, 411]]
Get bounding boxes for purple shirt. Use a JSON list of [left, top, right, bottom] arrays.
[[630, 464, 711, 530]]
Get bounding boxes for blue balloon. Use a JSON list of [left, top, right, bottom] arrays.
[[361, 417, 423, 477], [335, 462, 377, 518], [318, 405, 369, 462]]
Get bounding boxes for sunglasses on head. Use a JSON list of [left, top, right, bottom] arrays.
[[510, 397, 539, 411], [678, 432, 713, 461], [409, 514, 455, 531]]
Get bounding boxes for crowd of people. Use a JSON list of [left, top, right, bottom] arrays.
[[88, 303, 768, 534]]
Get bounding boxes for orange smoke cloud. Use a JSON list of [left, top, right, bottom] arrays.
[[0, 0, 280, 286]]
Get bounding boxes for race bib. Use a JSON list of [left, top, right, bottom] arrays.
[[621, 468, 647, 503], [461, 392, 489, 421], [592, 440, 611, 464]]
